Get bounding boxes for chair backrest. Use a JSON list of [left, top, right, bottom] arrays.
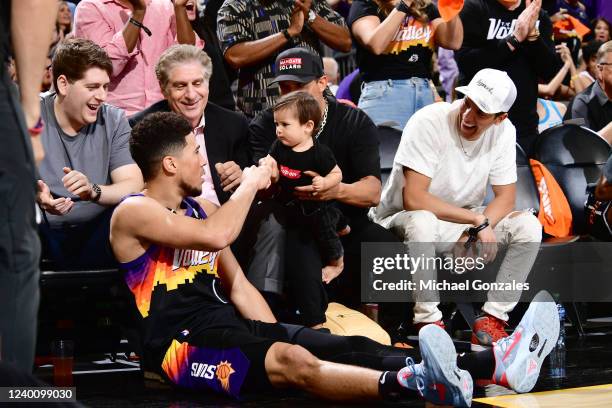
[[377, 125, 402, 186], [483, 144, 540, 214], [533, 124, 611, 234]]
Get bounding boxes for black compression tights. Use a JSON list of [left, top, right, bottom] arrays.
[[290, 327, 495, 380]]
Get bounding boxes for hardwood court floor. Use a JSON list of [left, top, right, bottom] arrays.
[[34, 328, 612, 407], [474, 384, 612, 408]]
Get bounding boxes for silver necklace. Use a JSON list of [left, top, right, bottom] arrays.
[[458, 135, 471, 157], [457, 114, 472, 157], [314, 100, 329, 139]]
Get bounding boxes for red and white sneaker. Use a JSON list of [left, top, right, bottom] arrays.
[[491, 290, 560, 393], [414, 320, 446, 333], [471, 314, 509, 351]]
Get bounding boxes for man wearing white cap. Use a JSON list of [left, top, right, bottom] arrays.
[[370, 68, 542, 351]]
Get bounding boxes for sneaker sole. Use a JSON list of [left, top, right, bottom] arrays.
[[505, 290, 560, 393], [419, 325, 473, 407], [470, 343, 490, 352]]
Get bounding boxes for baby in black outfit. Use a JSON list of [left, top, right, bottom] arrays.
[[260, 91, 349, 284]]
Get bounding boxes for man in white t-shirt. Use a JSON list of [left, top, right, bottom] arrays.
[[370, 68, 542, 352]]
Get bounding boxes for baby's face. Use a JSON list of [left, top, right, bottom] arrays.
[[274, 108, 313, 147]]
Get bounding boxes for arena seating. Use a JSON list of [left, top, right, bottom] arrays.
[[534, 124, 611, 235]]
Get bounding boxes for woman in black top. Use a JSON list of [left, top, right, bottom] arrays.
[[348, 0, 462, 130]]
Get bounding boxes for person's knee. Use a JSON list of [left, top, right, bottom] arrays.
[[506, 211, 542, 243], [276, 344, 320, 387], [402, 210, 438, 241]]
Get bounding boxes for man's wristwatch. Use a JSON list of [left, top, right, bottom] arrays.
[[308, 9, 316, 24], [91, 183, 102, 202]]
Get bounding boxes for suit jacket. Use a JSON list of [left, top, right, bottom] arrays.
[[129, 100, 250, 204]]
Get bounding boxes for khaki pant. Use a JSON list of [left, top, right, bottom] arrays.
[[379, 208, 542, 323]]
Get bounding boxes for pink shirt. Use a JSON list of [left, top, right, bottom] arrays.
[[74, 0, 202, 115], [194, 118, 220, 207]]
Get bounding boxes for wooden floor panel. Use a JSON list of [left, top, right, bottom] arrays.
[[474, 384, 612, 408]]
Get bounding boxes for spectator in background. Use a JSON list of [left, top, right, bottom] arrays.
[[41, 54, 53, 93], [575, 39, 603, 89], [57, 1, 73, 41], [74, 0, 202, 115], [565, 40, 612, 132], [323, 56, 340, 95], [457, 0, 560, 156], [217, 0, 351, 117], [129, 45, 249, 205], [538, 42, 578, 98], [348, 0, 463, 130], [190, 0, 237, 110], [591, 17, 611, 42], [537, 44, 576, 132], [0, 0, 56, 374], [37, 39, 143, 269]]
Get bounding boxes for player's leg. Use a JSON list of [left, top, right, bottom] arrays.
[[266, 323, 473, 405], [264, 342, 382, 401]]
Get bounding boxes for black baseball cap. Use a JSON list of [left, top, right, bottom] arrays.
[[269, 47, 324, 85]]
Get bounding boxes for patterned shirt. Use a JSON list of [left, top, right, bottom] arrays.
[[217, 0, 346, 116]]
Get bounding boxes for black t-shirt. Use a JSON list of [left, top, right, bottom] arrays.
[[269, 140, 337, 205], [348, 0, 440, 82], [456, 0, 560, 142], [250, 96, 381, 222]]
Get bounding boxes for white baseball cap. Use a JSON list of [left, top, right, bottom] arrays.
[[455, 68, 517, 114]]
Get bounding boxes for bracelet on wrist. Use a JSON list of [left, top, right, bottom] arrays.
[[129, 17, 152, 37], [505, 33, 521, 50], [282, 29, 293, 42], [463, 218, 489, 249], [469, 218, 490, 236], [91, 183, 102, 203], [28, 117, 44, 136], [527, 28, 540, 41]]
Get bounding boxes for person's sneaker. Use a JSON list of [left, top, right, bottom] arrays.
[[397, 325, 473, 407], [414, 319, 446, 333], [491, 290, 560, 393], [471, 313, 509, 351]]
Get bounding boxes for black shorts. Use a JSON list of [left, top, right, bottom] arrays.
[[156, 320, 303, 399]]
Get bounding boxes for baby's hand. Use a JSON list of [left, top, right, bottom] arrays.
[[312, 175, 326, 192]]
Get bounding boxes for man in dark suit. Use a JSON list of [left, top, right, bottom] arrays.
[[129, 44, 248, 205]]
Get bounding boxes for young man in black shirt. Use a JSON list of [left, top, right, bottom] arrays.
[[247, 47, 399, 327], [456, 0, 560, 154]]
